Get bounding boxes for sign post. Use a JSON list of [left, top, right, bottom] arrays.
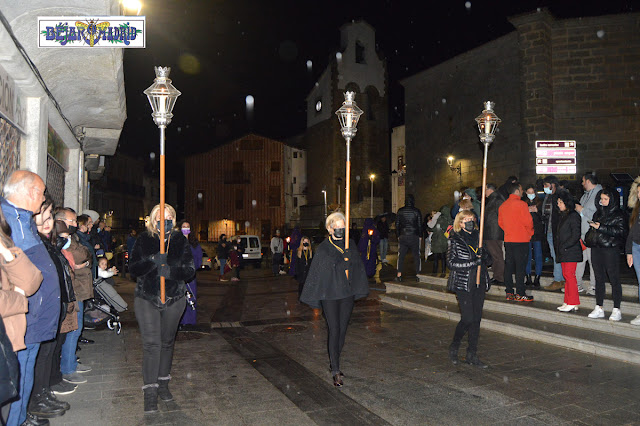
[[535, 140, 577, 175]]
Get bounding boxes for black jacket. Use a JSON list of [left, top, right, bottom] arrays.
[[299, 237, 369, 309], [294, 250, 312, 285], [41, 236, 76, 305], [396, 198, 422, 237], [542, 192, 560, 236], [554, 210, 583, 263], [584, 188, 627, 249], [483, 191, 505, 241], [217, 239, 231, 259], [377, 220, 389, 239], [0, 316, 18, 405], [129, 230, 195, 307], [523, 196, 545, 242], [447, 230, 492, 293]]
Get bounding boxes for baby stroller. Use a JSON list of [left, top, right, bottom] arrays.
[[84, 277, 128, 335]]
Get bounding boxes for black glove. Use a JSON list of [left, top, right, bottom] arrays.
[[152, 253, 167, 267], [157, 264, 171, 278], [475, 256, 482, 266], [477, 247, 484, 258]]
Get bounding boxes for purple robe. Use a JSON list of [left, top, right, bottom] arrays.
[[358, 218, 380, 277], [288, 227, 302, 276], [180, 243, 202, 325]]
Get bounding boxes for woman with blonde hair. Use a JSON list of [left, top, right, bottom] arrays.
[[447, 210, 491, 368], [300, 212, 369, 387], [294, 235, 313, 296], [129, 204, 195, 413]]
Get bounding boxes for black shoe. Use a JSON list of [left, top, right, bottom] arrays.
[[79, 337, 94, 344], [143, 386, 159, 413], [44, 388, 70, 411], [333, 374, 343, 387], [533, 275, 541, 288], [525, 275, 533, 287], [28, 394, 66, 418], [395, 276, 402, 282], [448, 343, 459, 365], [22, 413, 50, 426], [465, 353, 488, 369]]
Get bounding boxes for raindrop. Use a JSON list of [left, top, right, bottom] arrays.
[[286, 310, 291, 316], [555, 372, 560, 378], [435, 110, 439, 116], [187, 372, 192, 379], [537, 7, 541, 12], [245, 95, 255, 108], [355, 175, 361, 181], [315, 82, 319, 87], [631, 76, 635, 80], [405, 67, 409, 71], [503, 376, 509, 383], [237, 20, 240, 24], [306, 60, 312, 70], [284, 301, 288, 306], [245, 221, 250, 228], [149, 152, 155, 160], [596, 30, 605, 39], [442, 98, 447, 104], [336, 52, 342, 60], [465, 1, 471, 10], [394, 106, 398, 110], [177, 127, 182, 133], [252, 200, 257, 207]]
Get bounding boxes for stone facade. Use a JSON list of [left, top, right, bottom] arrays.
[[401, 9, 640, 212]]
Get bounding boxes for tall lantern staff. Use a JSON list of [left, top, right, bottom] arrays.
[[474, 101, 501, 284], [335, 92, 363, 258], [144, 66, 181, 303]]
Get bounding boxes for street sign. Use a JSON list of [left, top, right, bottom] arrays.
[[535, 140, 576, 175]]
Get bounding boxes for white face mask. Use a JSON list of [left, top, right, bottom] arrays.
[[544, 187, 552, 195], [527, 193, 536, 201]]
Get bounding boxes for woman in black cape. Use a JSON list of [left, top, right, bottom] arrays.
[[300, 212, 369, 387]]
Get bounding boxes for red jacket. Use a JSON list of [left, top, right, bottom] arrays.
[[498, 194, 534, 243]]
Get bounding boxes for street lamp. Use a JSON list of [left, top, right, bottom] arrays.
[[474, 101, 501, 284], [369, 174, 375, 217], [335, 91, 363, 253], [321, 188, 327, 220], [144, 66, 181, 304]]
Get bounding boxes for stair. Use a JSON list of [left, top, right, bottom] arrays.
[[380, 274, 640, 365]]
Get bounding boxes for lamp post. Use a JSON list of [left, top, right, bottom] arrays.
[[335, 91, 363, 254], [321, 188, 327, 220], [474, 101, 501, 285], [369, 174, 375, 217], [144, 66, 181, 304]]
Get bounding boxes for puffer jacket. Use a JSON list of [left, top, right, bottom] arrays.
[[584, 188, 627, 249], [396, 196, 422, 237], [446, 230, 492, 293], [554, 210, 583, 263], [483, 191, 505, 241]]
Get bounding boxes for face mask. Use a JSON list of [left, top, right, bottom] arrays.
[[544, 187, 552, 195], [464, 221, 475, 232], [181, 228, 191, 236], [527, 193, 536, 201], [62, 237, 71, 250], [68, 225, 77, 235], [156, 219, 172, 234], [303, 242, 309, 247], [333, 228, 345, 239]]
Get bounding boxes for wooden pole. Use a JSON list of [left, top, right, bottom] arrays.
[[476, 143, 489, 285], [344, 138, 351, 279], [159, 126, 166, 304]]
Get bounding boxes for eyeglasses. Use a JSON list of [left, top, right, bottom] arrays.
[[60, 218, 77, 224]]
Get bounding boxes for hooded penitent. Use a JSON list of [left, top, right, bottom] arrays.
[[357, 218, 380, 277]]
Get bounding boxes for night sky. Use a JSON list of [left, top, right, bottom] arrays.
[[119, 0, 635, 177]]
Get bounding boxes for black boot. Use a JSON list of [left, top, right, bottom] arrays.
[[143, 385, 159, 413], [525, 275, 533, 287], [28, 390, 66, 419], [448, 342, 459, 365], [533, 275, 541, 288], [158, 376, 174, 401], [21, 412, 50, 425], [465, 352, 488, 369], [43, 388, 70, 411]]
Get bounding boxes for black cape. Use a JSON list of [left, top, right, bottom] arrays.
[[299, 237, 369, 309]]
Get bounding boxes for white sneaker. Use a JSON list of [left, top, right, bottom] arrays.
[[609, 308, 622, 322], [630, 314, 640, 325], [558, 304, 579, 312], [557, 303, 567, 311], [586, 287, 596, 296], [588, 305, 605, 319]]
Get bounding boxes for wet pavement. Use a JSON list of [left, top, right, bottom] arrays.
[[49, 255, 640, 425]]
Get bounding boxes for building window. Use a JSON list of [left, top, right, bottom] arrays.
[[235, 189, 244, 210], [269, 186, 281, 206], [294, 197, 298, 208], [355, 41, 366, 64], [293, 177, 297, 184], [271, 161, 280, 172], [293, 151, 298, 159], [196, 190, 205, 210]]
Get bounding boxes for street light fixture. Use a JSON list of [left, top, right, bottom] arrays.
[[446, 156, 461, 176], [369, 174, 375, 217], [144, 66, 181, 304], [121, 0, 142, 15], [474, 101, 501, 284], [335, 91, 363, 253]]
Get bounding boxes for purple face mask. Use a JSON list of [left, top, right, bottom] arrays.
[[181, 228, 191, 236]]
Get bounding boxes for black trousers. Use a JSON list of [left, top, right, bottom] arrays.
[[397, 235, 420, 275], [452, 285, 485, 355], [591, 247, 622, 309], [272, 253, 282, 276], [321, 296, 354, 375], [49, 331, 67, 387], [432, 253, 447, 274], [504, 242, 529, 296], [32, 338, 56, 394], [135, 296, 186, 385]]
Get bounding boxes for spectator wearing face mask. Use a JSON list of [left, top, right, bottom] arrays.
[[294, 236, 313, 296], [230, 236, 244, 282], [179, 221, 200, 328], [523, 185, 545, 288]]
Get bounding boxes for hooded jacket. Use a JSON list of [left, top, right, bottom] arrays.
[[1, 197, 60, 344], [463, 188, 482, 215], [396, 195, 422, 237], [483, 190, 505, 241], [584, 188, 626, 249], [578, 184, 603, 238]]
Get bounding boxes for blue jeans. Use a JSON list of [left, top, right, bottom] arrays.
[[633, 242, 640, 301], [547, 232, 564, 281], [219, 259, 227, 275], [379, 238, 389, 261], [61, 300, 83, 375], [7, 343, 40, 426], [526, 241, 543, 276]]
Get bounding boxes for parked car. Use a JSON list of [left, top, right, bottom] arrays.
[[201, 251, 213, 270], [231, 235, 263, 267]]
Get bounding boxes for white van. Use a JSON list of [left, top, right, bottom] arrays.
[[231, 235, 263, 267]]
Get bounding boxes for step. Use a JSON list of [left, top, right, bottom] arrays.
[[412, 274, 640, 316], [380, 292, 640, 365], [385, 280, 640, 339]]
